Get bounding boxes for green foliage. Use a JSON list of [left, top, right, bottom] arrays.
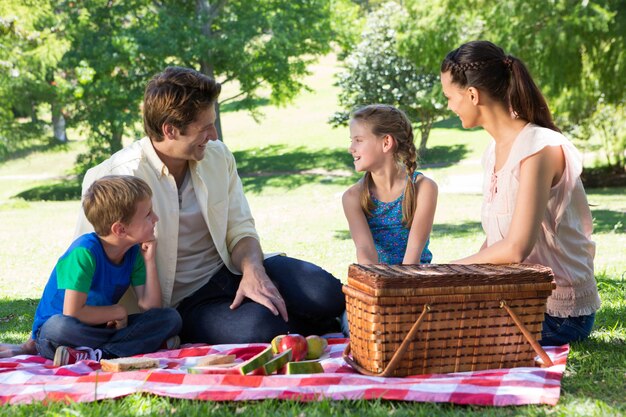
[[400, 0, 626, 169], [0, 1, 69, 152], [53, 0, 335, 174], [331, 2, 447, 152], [574, 102, 626, 170], [329, 0, 365, 59]]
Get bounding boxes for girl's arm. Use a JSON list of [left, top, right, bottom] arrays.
[[342, 184, 379, 264], [454, 145, 564, 264], [63, 289, 127, 328], [133, 240, 162, 311], [403, 176, 438, 264]]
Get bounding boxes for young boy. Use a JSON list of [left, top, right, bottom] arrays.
[[31, 175, 182, 366]]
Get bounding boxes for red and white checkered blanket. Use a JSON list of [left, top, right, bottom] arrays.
[[0, 338, 568, 405]]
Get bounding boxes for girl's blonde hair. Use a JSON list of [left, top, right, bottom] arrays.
[[351, 104, 418, 228]]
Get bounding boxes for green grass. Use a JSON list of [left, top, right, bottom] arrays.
[[0, 54, 624, 415]]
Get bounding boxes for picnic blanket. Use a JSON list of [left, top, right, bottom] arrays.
[[0, 338, 568, 406]]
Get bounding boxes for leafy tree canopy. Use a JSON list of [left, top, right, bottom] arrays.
[[400, 0, 626, 168], [0, 0, 68, 156], [331, 2, 446, 152], [50, 0, 335, 173], [401, 0, 625, 124]]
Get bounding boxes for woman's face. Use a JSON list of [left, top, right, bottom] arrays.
[[440, 71, 479, 129]]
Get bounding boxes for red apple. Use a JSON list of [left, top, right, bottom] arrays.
[[271, 334, 286, 354], [277, 333, 308, 361]]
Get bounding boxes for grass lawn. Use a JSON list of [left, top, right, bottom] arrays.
[[0, 54, 624, 415]]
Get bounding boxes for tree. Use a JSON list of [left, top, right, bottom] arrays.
[[57, 0, 334, 174], [330, 2, 446, 153], [401, 0, 626, 170], [329, 0, 364, 59], [0, 0, 69, 158]]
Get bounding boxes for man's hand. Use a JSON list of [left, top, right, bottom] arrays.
[[230, 264, 288, 322]]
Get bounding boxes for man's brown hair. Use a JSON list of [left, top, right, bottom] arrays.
[[83, 175, 152, 236], [143, 66, 221, 141]]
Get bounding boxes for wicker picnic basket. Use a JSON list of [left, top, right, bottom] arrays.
[[342, 263, 556, 377]]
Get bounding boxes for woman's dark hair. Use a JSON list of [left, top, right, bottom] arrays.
[[441, 40, 559, 132]]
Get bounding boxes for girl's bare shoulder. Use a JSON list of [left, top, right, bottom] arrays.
[[413, 173, 438, 191], [343, 180, 365, 203]]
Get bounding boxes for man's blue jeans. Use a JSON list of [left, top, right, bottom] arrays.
[[540, 312, 595, 346], [176, 256, 346, 344], [35, 308, 182, 359]]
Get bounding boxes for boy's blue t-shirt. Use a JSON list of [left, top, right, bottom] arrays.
[[367, 172, 433, 265], [31, 232, 146, 339]]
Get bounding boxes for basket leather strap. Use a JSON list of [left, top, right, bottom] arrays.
[[500, 300, 553, 367], [342, 304, 431, 377]]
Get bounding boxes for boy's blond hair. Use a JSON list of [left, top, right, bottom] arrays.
[[83, 175, 152, 236]]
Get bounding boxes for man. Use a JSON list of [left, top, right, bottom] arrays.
[[76, 67, 345, 344], [1, 67, 344, 356]]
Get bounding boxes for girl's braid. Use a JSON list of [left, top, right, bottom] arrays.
[[394, 110, 417, 176]]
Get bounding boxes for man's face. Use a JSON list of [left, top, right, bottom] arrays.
[[171, 105, 218, 162]]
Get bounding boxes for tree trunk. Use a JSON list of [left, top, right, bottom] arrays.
[[214, 101, 223, 141], [31, 100, 38, 123], [51, 103, 67, 143], [197, 0, 226, 141], [418, 114, 432, 156], [110, 128, 123, 154]]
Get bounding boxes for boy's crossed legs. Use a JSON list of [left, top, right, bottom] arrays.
[[35, 307, 182, 360]]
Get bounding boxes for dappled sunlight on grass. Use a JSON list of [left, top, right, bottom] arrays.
[[419, 144, 469, 167], [234, 145, 354, 174], [14, 178, 81, 201]]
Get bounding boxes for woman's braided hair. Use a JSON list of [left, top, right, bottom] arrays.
[[441, 40, 559, 132], [351, 104, 419, 228]]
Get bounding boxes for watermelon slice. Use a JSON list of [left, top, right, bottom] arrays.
[[263, 348, 292, 374], [239, 346, 273, 375], [285, 360, 324, 374]]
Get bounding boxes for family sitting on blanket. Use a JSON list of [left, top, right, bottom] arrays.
[[0, 40, 600, 362]]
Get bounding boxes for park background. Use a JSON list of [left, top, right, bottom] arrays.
[[0, 0, 624, 415]]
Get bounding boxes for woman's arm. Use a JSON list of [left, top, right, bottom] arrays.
[[342, 184, 379, 264], [403, 176, 438, 264], [454, 145, 564, 264], [133, 240, 162, 311]]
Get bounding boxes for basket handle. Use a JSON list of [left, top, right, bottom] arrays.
[[342, 303, 431, 377], [500, 300, 553, 367]]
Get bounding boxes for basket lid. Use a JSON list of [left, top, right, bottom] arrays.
[[348, 263, 555, 290]]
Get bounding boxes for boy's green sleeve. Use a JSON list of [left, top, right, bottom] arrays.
[[130, 253, 146, 287], [56, 247, 96, 293]]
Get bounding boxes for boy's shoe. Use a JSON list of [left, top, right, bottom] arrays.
[[53, 346, 102, 367], [160, 335, 181, 350]]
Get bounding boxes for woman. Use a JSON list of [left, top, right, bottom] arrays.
[[440, 40, 600, 346]]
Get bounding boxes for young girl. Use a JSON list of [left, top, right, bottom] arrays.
[[440, 40, 601, 346], [343, 104, 438, 266]]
